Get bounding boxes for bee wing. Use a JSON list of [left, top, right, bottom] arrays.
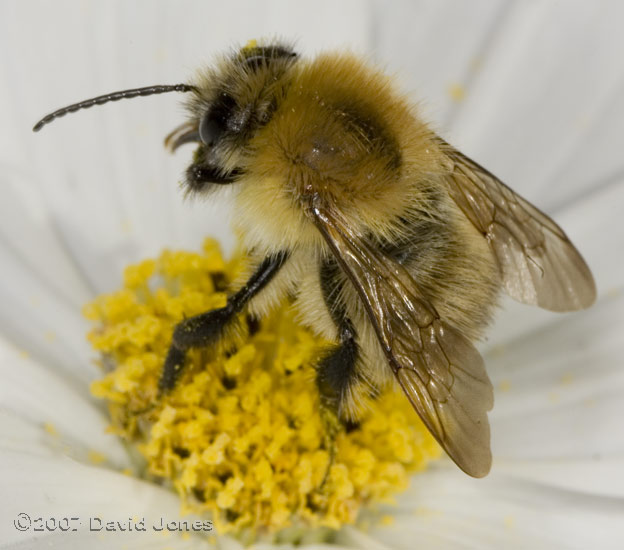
[[439, 140, 596, 312], [306, 197, 493, 478]]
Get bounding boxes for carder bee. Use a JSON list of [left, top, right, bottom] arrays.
[[34, 40, 596, 477]]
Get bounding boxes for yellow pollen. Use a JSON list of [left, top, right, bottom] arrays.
[[448, 82, 466, 102], [43, 422, 58, 437], [86, 238, 440, 537], [87, 450, 108, 465], [243, 39, 259, 51]]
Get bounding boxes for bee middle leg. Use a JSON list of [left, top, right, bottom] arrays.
[[316, 320, 359, 417], [315, 259, 362, 470], [316, 320, 360, 470], [158, 251, 289, 393]]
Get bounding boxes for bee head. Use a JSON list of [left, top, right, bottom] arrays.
[[172, 42, 299, 195], [32, 40, 298, 196]]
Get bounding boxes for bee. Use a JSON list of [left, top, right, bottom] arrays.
[[34, 40, 596, 478]]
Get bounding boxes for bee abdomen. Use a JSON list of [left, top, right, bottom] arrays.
[[379, 206, 500, 341]]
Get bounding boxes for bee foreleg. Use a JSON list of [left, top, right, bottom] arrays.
[[158, 251, 289, 393]]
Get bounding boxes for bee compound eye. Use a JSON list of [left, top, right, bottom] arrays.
[[199, 93, 236, 147], [199, 112, 225, 147]]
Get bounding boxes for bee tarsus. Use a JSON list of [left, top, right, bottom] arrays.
[[158, 251, 289, 393]]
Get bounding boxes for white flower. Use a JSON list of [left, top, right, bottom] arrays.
[[1, 1, 623, 548]]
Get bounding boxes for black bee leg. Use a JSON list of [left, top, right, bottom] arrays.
[[158, 251, 289, 393], [316, 320, 360, 484], [316, 259, 362, 483], [316, 320, 360, 416], [159, 306, 236, 392], [317, 258, 362, 415]]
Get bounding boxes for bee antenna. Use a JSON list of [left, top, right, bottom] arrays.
[[32, 83, 197, 132]]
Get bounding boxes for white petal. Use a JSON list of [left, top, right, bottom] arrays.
[[0, 237, 95, 382], [2, 532, 210, 550], [336, 526, 393, 550], [0, 337, 129, 467], [0, 163, 99, 381], [494, 458, 624, 501], [488, 291, 624, 459], [447, 0, 624, 209], [370, 0, 507, 129], [0, 169, 92, 307], [0, 450, 215, 549], [251, 542, 353, 550], [365, 468, 624, 550]]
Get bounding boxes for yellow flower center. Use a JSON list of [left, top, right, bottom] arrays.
[[86, 238, 440, 538]]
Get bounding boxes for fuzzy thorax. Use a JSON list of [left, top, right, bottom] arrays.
[[231, 52, 447, 253]]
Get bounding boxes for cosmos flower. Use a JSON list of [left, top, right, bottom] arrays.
[[1, 1, 624, 548]]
